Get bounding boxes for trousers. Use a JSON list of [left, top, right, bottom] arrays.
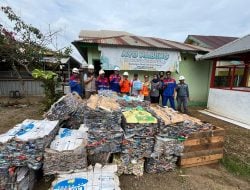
[[177, 96, 188, 113], [162, 96, 175, 109]]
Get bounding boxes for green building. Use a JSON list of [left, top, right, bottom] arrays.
[[72, 30, 212, 106]]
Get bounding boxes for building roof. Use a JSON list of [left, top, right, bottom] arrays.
[[74, 30, 210, 53], [200, 34, 250, 60], [185, 35, 238, 49]]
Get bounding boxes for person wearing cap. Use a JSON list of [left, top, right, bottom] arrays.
[[162, 71, 176, 109], [176, 75, 189, 114], [69, 68, 83, 96], [109, 66, 121, 93], [84, 64, 96, 99], [96, 69, 109, 91], [131, 73, 142, 97], [141, 75, 151, 101], [119, 72, 131, 95]]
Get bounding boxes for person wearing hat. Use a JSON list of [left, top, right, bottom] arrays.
[[176, 75, 189, 114], [109, 66, 122, 93], [69, 68, 83, 96], [84, 64, 96, 99], [119, 72, 131, 95], [162, 71, 176, 109], [96, 69, 109, 91], [141, 75, 151, 101]]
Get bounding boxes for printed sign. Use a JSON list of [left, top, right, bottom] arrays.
[[99, 46, 181, 72], [53, 178, 88, 190]]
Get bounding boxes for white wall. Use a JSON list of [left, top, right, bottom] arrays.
[[207, 88, 250, 125]]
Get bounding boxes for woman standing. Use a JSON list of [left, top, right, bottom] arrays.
[[150, 74, 161, 104]]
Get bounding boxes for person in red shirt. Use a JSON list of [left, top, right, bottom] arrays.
[[96, 69, 109, 91], [109, 66, 121, 93], [119, 72, 131, 95]]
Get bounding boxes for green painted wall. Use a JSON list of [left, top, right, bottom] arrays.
[[86, 47, 212, 106]]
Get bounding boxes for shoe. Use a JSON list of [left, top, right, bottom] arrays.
[[163, 106, 167, 108]]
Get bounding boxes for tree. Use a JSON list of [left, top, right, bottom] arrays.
[[0, 6, 72, 77]]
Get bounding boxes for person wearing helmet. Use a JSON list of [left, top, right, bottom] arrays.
[[84, 64, 96, 99], [176, 75, 189, 114], [109, 66, 121, 93], [96, 69, 109, 91], [162, 71, 176, 109], [119, 72, 131, 95], [69, 68, 83, 96]]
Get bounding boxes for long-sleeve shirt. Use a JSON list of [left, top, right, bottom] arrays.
[[162, 78, 176, 96], [109, 74, 121, 93], [69, 75, 83, 96], [96, 76, 109, 90], [176, 83, 189, 97], [119, 79, 131, 93]]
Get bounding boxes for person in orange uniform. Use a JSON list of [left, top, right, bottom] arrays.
[[119, 72, 131, 95], [141, 75, 151, 101]]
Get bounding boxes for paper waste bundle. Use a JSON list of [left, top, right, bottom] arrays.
[[43, 125, 88, 175], [85, 95, 123, 155], [0, 167, 35, 190], [50, 163, 121, 190], [0, 119, 59, 170], [117, 95, 150, 108]]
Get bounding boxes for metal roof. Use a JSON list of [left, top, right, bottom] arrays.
[[74, 30, 210, 52], [185, 35, 238, 49], [200, 34, 250, 60]]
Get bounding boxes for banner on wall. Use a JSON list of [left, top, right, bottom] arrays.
[[99, 46, 181, 72]]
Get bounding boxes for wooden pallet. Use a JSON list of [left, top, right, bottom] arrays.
[[179, 126, 225, 168]]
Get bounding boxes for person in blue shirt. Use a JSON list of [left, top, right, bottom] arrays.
[[109, 66, 121, 93], [162, 71, 176, 109], [69, 68, 83, 96]]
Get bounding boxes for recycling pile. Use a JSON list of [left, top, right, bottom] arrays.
[[118, 107, 158, 176], [0, 119, 60, 170], [85, 95, 123, 163], [43, 125, 88, 175], [97, 89, 119, 99], [117, 95, 150, 108], [0, 167, 35, 190], [50, 163, 121, 190], [145, 136, 183, 173], [44, 93, 84, 124]]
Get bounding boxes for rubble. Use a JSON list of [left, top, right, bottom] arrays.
[[0, 119, 60, 170], [43, 126, 88, 175], [117, 95, 150, 108]]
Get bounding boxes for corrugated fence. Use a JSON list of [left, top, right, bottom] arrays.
[[0, 79, 44, 96]]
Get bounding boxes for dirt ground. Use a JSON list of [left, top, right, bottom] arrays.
[[0, 98, 249, 190]]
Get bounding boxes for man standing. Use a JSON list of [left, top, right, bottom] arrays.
[[119, 72, 131, 95], [69, 68, 83, 96], [176, 76, 189, 114], [96, 69, 109, 91], [131, 73, 142, 97], [162, 71, 176, 109], [84, 64, 96, 99], [109, 66, 121, 93]]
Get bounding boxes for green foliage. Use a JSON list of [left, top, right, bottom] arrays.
[[32, 69, 60, 110], [221, 155, 250, 181]]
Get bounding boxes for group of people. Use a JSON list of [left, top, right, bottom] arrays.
[[69, 65, 189, 113]]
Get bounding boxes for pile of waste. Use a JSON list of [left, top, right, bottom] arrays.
[[50, 163, 121, 190], [85, 95, 123, 160], [0, 119, 59, 170], [97, 89, 119, 99], [43, 125, 88, 175], [0, 167, 35, 190], [145, 136, 183, 173], [117, 95, 150, 108]]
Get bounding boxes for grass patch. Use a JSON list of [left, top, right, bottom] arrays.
[[221, 155, 250, 180]]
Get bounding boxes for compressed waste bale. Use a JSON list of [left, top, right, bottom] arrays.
[[43, 125, 88, 175], [85, 95, 123, 155], [145, 136, 183, 173], [113, 154, 144, 177], [0, 119, 60, 170], [50, 163, 121, 190], [44, 93, 83, 121], [87, 152, 111, 166], [97, 89, 119, 99], [0, 167, 35, 190]]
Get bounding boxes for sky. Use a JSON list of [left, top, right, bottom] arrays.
[[1, 0, 250, 62]]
